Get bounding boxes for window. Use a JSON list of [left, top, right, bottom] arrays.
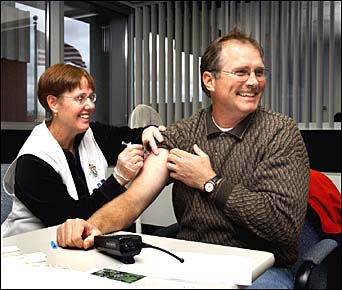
[[1, 1, 131, 128], [63, 1, 129, 126], [1, 1, 46, 124], [64, 11, 89, 69]]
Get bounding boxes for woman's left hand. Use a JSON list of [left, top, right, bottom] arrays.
[[142, 125, 166, 155]]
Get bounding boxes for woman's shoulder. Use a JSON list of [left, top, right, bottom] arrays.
[[17, 154, 55, 170]]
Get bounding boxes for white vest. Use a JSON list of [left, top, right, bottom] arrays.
[[1, 121, 108, 238]]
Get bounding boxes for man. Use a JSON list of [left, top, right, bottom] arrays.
[[57, 28, 310, 288]]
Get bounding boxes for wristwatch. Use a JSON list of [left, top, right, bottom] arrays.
[[204, 175, 221, 193]]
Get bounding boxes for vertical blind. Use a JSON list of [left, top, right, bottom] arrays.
[[129, 1, 341, 129]]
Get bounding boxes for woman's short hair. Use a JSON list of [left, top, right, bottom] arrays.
[[37, 63, 95, 114]]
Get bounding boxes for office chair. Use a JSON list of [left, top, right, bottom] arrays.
[[128, 104, 163, 131], [1, 164, 13, 224], [292, 205, 339, 289], [153, 206, 340, 289], [128, 104, 163, 233]]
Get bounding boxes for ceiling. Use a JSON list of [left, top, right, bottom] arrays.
[[117, 1, 166, 8]]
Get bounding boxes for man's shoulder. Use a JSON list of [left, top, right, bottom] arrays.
[[256, 107, 298, 128], [170, 108, 206, 128], [161, 109, 206, 148]]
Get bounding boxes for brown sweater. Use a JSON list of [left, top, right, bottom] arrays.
[[160, 106, 310, 267]]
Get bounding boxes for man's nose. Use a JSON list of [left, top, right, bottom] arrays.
[[245, 72, 259, 85]]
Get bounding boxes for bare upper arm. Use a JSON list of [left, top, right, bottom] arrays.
[[134, 147, 170, 189]]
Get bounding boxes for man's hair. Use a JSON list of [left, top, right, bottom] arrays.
[[38, 63, 95, 114], [200, 26, 264, 97]]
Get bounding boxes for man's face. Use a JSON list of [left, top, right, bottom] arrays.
[[210, 41, 266, 118]]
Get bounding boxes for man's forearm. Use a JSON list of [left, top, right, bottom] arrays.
[[87, 149, 170, 234]]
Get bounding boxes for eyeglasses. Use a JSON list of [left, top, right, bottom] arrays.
[[220, 68, 270, 82], [64, 93, 97, 104]]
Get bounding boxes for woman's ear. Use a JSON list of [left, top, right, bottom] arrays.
[[202, 71, 215, 92], [46, 95, 58, 115]]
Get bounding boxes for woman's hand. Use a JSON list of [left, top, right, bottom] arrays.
[[113, 144, 144, 186], [142, 125, 166, 155]]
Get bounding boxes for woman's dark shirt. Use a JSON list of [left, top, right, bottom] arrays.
[[14, 122, 144, 226]]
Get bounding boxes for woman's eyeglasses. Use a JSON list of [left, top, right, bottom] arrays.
[[64, 93, 97, 104]]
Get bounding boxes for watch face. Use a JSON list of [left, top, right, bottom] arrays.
[[205, 182, 214, 193]]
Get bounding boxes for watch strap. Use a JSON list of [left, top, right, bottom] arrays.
[[210, 175, 221, 185]]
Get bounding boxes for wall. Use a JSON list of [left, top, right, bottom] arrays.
[[1, 129, 31, 163], [2, 129, 340, 231], [300, 130, 341, 173], [1, 59, 27, 122], [139, 183, 176, 227], [325, 173, 341, 192]]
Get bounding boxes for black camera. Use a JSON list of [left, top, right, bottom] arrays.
[[94, 234, 184, 264], [94, 234, 143, 264]]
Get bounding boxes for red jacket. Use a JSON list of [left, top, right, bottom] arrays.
[[308, 169, 341, 234]]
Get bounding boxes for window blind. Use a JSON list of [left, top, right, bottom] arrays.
[[129, 1, 341, 129]]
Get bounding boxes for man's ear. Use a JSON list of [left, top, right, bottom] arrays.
[[202, 71, 215, 92], [46, 95, 58, 114]]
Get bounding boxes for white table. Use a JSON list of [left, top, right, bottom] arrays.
[[1, 226, 274, 289]]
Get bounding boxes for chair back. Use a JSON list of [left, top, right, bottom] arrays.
[[292, 204, 340, 289], [1, 164, 12, 224], [128, 104, 163, 129]]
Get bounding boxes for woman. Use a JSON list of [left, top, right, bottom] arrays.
[[1, 64, 164, 237]]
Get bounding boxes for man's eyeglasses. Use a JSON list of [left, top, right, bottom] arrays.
[[220, 68, 270, 82], [65, 93, 97, 104]]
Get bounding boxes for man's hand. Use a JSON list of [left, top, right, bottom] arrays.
[[167, 144, 216, 190], [142, 125, 166, 155], [56, 218, 102, 250]]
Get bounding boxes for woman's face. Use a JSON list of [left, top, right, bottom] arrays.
[[54, 76, 95, 136]]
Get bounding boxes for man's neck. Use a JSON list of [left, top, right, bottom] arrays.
[[211, 110, 247, 129], [211, 115, 233, 132]]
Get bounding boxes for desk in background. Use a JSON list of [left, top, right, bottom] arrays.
[[2, 226, 274, 289]]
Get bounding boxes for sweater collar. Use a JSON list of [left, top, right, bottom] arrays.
[[205, 106, 256, 140]]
